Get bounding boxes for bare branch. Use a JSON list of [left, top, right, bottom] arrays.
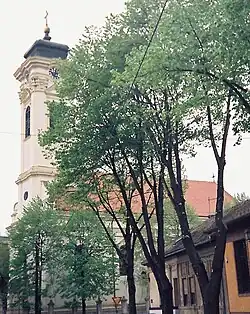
[[220, 89, 232, 160], [95, 182, 127, 239], [88, 203, 123, 260], [206, 105, 220, 165]]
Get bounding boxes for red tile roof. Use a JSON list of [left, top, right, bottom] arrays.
[[184, 180, 233, 217], [59, 180, 233, 218]]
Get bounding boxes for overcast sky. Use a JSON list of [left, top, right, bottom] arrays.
[[0, 0, 249, 234]]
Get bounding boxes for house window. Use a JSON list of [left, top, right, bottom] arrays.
[[173, 278, 180, 307], [189, 277, 196, 305], [182, 278, 188, 306], [25, 106, 31, 138], [205, 259, 213, 279], [179, 262, 197, 306], [233, 239, 250, 294]]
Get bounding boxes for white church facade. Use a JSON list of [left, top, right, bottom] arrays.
[[11, 22, 148, 313], [12, 24, 67, 222]]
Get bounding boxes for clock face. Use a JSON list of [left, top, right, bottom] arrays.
[[49, 67, 59, 79]]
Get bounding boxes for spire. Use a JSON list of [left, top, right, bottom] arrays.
[[23, 10, 69, 60], [43, 11, 51, 41]]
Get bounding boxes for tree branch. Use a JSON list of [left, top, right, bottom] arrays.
[[206, 105, 220, 165]]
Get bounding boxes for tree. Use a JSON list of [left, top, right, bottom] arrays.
[[40, 8, 163, 313], [112, 31, 230, 314], [39, 0, 242, 313], [41, 52, 174, 314], [133, 200, 200, 290], [49, 171, 150, 314], [224, 192, 250, 210], [52, 210, 115, 314], [234, 192, 250, 203], [153, 0, 250, 126], [113, 9, 234, 314], [0, 237, 9, 314], [8, 198, 63, 314]]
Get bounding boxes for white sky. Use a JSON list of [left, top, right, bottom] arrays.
[[0, 0, 249, 234]]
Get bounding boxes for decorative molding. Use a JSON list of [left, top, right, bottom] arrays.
[[18, 75, 52, 105], [15, 57, 59, 104], [18, 86, 31, 104], [16, 165, 57, 184], [29, 76, 49, 92], [14, 56, 52, 82]]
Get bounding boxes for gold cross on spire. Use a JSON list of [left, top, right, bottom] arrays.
[[44, 10, 48, 26], [43, 10, 51, 41]]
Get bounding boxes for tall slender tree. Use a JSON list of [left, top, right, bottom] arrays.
[[52, 210, 115, 314], [8, 198, 63, 314]]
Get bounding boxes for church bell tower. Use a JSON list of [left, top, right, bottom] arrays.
[[12, 15, 69, 221]]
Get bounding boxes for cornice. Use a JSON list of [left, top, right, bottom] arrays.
[[16, 165, 57, 184], [18, 79, 57, 106], [14, 57, 56, 81], [16, 57, 58, 105]]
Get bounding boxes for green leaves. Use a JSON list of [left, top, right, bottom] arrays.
[[51, 210, 116, 301], [8, 199, 63, 306], [8, 199, 116, 306], [35, 2, 250, 312]]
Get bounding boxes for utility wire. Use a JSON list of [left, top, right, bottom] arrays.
[[128, 0, 169, 94]]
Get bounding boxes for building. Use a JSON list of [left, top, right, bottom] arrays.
[[148, 200, 250, 314], [223, 200, 250, 314]]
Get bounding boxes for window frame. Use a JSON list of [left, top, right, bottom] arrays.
[[233, 238, 250, 295], [179, 261, 197, 307], [173, 277, 181, 307]]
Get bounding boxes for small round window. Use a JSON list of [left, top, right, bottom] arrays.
[[24, 191, 29, 201]]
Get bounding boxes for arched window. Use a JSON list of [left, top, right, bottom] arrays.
[[25, 106, 30, 138]]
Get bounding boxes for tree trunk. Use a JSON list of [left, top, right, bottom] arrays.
[[127, 264, 137, 314], [34, 236, 42, 314], [81, 297, 86, 314], [152, 265, 173, 314], [126, 237, 137, 314], [203, 293, 220, 314], [2, 294, 7, 314], [158, 282, 173, 314], [35, 240, 40, 314]]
